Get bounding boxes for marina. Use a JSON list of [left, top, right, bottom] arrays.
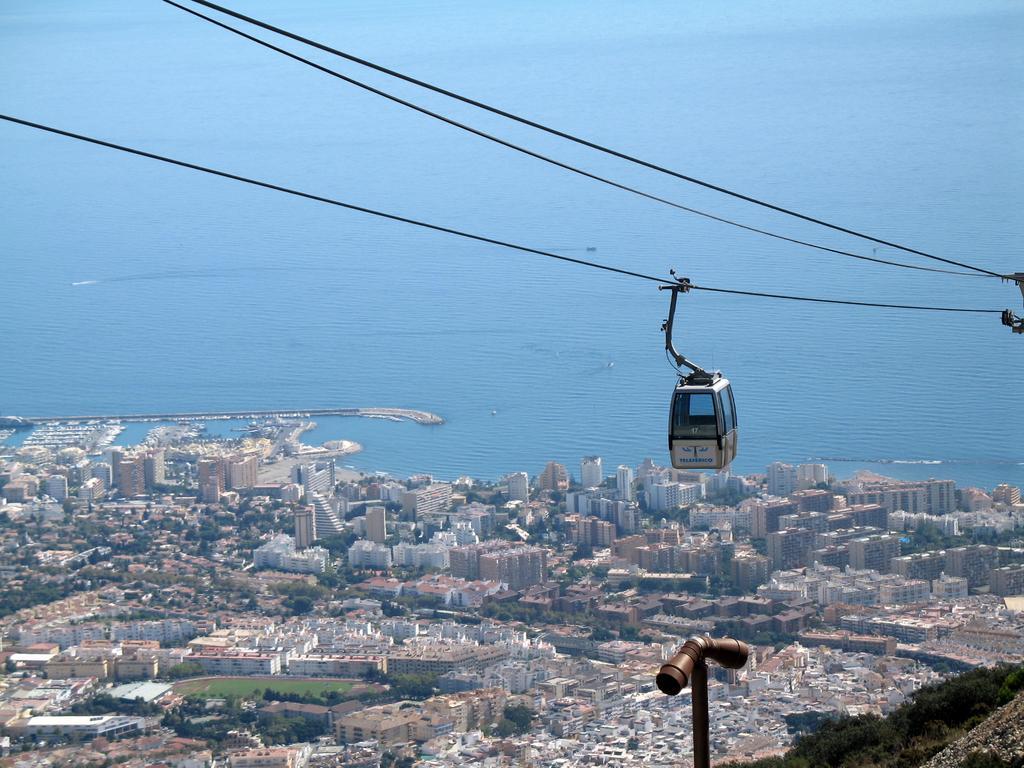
[[17, 421, 123, 452]]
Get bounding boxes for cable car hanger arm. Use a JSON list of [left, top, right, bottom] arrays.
[[1002, 272, 1024, 333], [661, 272, 718, 383]]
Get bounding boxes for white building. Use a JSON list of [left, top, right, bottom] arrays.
[[888, 510, 960, 536], [78, 477, 105, 502], [193, 653, 281, 676], [24, 716, 145, 740], [348, 539, 393, 569], [392, 542, 449, 570], [254, 534, 328, 574], [310, 492, 345, 537], [796, 463, 829, 489], [580, 456, 603, 489], [507, 472, 529, 502], [767, 462, 798, 496], [111, 619, 198, 644], [89, 461, 112, 488], [380, 482, 406, 503], [649, 482, 703, 512], [616, 465, 634, 502], [292, 460, 336, 497], [401, 483, 453, 518], [878, 580, 931, 605], [45, 475, 68, 502], [932, 574, 969, 599], [227, 455, 259, 490], [452, 521, 479, 546]]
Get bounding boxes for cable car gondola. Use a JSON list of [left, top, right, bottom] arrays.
[[662, 276, 738, 470]]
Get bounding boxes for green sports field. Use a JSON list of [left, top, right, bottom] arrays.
[[173, 676, 356, 699]]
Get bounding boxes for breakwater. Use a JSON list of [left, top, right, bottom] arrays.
[[17, 407, 444, 426]]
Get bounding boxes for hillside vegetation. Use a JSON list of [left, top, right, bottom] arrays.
[[728, 665, 1024, 768]]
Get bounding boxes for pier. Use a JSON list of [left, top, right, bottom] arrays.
[[14, 407, 444, 427]]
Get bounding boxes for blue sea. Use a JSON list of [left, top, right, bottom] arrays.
[[1, 0, 1022, 488]]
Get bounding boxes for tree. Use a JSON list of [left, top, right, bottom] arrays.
[[503, 704, 533, 734], [284, 595, 314, 615], [166, 661, 204, 680]]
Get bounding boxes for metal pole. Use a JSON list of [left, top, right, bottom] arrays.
[[691, 659, 710, 768]]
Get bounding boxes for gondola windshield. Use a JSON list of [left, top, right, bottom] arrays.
[[671, 392, 718, 439]]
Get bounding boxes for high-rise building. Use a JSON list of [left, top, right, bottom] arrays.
[[777, 511, 830, 534], [812, 545, 849, 569], [227, 455, 259, 490], [565, 515, 616, 548], [78, 477, 105, 502], [109, 449, 124, 484], [796, 463, 829, 489], [767, 528, 817, 570], [197, 458, 225, 503], [845, 478, 956, 515], [115, 452, 146, 498], [848, 534, 901, 573], [846, 503, 887, 529], [580, 456, 603, 488], [450, 541, 517, 580], [44, 475, 68, 502], [890, 551, 946, 582], [401, 483, 453, 518], [617, 465, 634, 502], [309, 492, 345, 537], [478, 546, 547, 590], [294, 507, 316, 550], [507, 472, 529, 502], [143, 449, 165, 490], [944, 545, 999, 588], [750, 500, 798, 538], [89, 462, 112, 490], [767, 462, 798, 496], [648, 481, 702, 512], [730, 552, 770, 591], [366, 506, 387, 544], [993, 484, 1021, 505], [990, 565, 1024, 596], [538, 461, 569, 492], [790, 489, 835, 514], [292, 460, 336, 498], [347, 539, 392, 569]]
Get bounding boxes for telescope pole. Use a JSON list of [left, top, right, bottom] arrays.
[[691, 659, 710, 768]]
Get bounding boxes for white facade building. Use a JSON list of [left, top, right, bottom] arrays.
[[392, 542, 450, 570], [767, 462, 798, 496], [348, 539, 393, 569], [649, 482, 703, 512], [580, 456, 603, 489], [44, 475, 68, 502], [254, 534, 328, 574], [796, 463, 829, 489], [617, 465, 634, 502], [507, 472, 530, 502]]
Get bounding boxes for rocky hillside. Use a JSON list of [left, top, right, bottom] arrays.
[[730, 664, 1024, 768], [921, 692, 1024, 768]]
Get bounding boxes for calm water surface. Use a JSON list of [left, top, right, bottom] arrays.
[[1, 1, 1022, 486]]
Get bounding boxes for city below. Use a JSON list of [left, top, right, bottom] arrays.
[[0, 413, 1022, 768]]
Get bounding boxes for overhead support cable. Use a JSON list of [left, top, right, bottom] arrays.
[[174, 0, 1010, 280], [0, 113, 1004, 318], [161, 0, 981, 278]]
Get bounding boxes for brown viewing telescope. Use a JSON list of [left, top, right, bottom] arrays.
[[657, 636, 750, 768]]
